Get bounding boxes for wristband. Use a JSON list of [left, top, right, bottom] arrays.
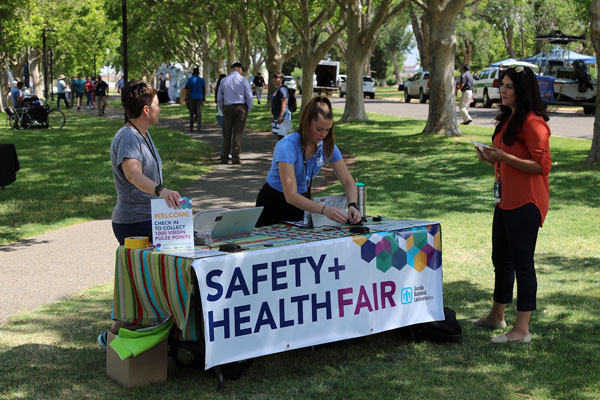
[[321, 204, 326, 214], [347, 202, 358, 211], [154, 184, 165, 196]]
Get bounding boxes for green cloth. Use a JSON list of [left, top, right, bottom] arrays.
[[109, 319, 173, 360]]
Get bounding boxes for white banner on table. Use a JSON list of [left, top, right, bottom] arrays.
[[193, 224, 444, 369]]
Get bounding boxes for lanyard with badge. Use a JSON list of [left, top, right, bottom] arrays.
[[128, 120, 162, 185], [494, 136, 502, 203]]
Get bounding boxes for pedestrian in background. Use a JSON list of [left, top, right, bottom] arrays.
[[459, 65, 473, 125], [94, 75, 109, 116], [85, 76, 94, 109], [253, 71, 266, 104], [217, 62, 253, 164], [73, 75, 85, 110], [56, 74, 70, 109], [271, 72, 292, 139], [185, 67, 206, 132]]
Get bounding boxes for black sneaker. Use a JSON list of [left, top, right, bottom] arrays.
[[97, 331, 107, 350]]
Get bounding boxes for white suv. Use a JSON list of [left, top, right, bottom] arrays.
[[284, 76, 298, 91], [472, 67, 500, 108], [339, 75, 376, 99], [404, 71, 430, 103]]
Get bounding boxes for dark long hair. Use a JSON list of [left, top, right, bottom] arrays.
[[214, 73, 226, 102], [493, 66, 549, 145], [297, 96, 335, 158]]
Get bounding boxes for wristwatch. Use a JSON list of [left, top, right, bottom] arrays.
[[347, 202, 358, 211], [154, 184, 165, 196]]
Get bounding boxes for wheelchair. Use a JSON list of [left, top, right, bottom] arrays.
[[5, 99, 65, 130]]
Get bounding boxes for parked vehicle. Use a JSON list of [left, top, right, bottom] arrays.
[[313, 60, 340, 95], [338, 75, 376, 99], [472, 67, 500, 108], [404, 71, 429, 103], [283, 76, 297, 91]]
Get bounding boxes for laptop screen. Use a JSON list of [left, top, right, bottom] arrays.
[[210, 207, 264, 239]]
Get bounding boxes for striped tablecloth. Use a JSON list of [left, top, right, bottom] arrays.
[[112, 247, 199, 340]]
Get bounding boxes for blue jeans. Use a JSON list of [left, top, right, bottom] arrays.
[[57, 93, 69, 109], [86, 92, 93, 106]]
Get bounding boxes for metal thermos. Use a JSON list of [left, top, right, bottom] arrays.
[[356, 182, 366, 220]]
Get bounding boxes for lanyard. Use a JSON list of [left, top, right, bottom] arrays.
[[127, 120, 162, 185], [303, 153, 315, 196]]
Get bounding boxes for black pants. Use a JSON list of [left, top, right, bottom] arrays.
[[255, 183, 304, 227], [492, 203, 541, 311], [112, 220, 152, 245]]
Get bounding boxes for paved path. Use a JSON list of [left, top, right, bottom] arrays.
[[328, 97, 594, 140], [0, 100, 281, 322]]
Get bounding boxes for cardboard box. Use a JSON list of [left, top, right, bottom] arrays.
[[106, 331, 168, 387]]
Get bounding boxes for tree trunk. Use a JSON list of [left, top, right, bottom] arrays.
[[390, 50, 400, 84], [410, 6, 430, 70], [421, 1, 464, 136], [342, 57, 368, 121], [587, 0, 600, 164], [340, 0, 368, 122], [300, 56, 320, 108]]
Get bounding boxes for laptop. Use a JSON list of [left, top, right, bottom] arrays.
[[194, 207, 264, 239]]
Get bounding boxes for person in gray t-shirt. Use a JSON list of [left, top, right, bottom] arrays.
[[99, 80, 182, 351], [109, 80, 181, 245]]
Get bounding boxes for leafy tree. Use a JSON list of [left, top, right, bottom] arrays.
[[378, 13, 414, 84], [275, 0, 346, 109], [339, 0, 410, 122], [412, 0, 467, 136]]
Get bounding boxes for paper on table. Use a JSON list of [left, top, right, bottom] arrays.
[[161, 248, 227, 259]]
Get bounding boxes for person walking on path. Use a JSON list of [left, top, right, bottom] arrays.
[[253, 72, 266, 104], [56, 74, 70, 109], [94, 75, 109, 116], [217, 62, 253, 164], [85, 76, 94, 109], [458, 65, 474, 125], [73, 75, 85, 110], [185, 67, 206, 132], [470, 66, 551, 343], [270, 72, 292, 139]]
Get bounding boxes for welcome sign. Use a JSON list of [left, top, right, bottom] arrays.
[[193, 223, 444, 369], [151, 197, 194, 251]]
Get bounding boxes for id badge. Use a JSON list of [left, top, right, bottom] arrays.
[[493, 180, 501, 203]]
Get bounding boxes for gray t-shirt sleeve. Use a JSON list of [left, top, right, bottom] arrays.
[[110, 126, 162, 224], [114, 129, 144, 171]]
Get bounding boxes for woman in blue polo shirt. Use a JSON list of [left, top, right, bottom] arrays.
[[256, 96, 361, 226]]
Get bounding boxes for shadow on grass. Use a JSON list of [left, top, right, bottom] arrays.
[[1, 273, 598, 398]]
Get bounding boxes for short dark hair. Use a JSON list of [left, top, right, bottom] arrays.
[[231, 62, 243, 69], [121, 80, 157, 119], [16, 81, 24, 88], [493, 66, 548, 145], [273, 72, 284, 80], [463, 65, 470, 71], [193, 67, 199, 75], [297, 96, 335, 158]]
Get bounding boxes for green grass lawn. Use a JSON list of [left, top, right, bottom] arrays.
[[1, 103, 599, 399], [0, 109, 213, 244]]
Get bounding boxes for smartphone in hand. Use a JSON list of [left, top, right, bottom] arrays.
[[470, 140, 490, 152]]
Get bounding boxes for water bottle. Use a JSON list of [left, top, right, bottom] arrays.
[[356, 182, 366, 221]]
